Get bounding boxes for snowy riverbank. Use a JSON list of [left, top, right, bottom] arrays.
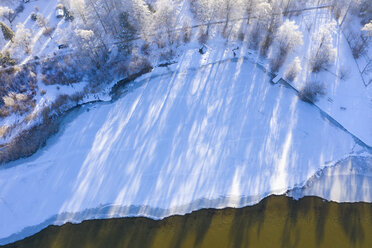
[[1, 52, 370, 244]]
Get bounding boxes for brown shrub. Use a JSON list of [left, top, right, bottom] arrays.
[[40, 58, 83, 85], [0, 120, 59, 164], [299, 81, 326, 103], [0, 107, 10, 117], [42, 26, 55, 36], [128, 56, 152, 74], [198, 32, 209, 44]]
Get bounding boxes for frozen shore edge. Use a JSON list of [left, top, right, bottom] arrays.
[[1, 155, 371, 245]]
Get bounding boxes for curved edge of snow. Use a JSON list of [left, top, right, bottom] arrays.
[[288, 155, 372, 202], [2, 155, 371, 245], [0, 193, 265, 245]]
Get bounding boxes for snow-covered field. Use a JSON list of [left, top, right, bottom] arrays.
[[289, 156, 372, 202], [1, 0, 68, 60], [1, 0, 372, 245], [280, 9, 372, 147], [0, 46, 370, 244]]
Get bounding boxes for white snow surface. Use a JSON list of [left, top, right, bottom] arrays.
[[289, 156, 372, 202], [279, 9, 372, 147], [1, 3, 372, 243], [0, 46, 368, 243]]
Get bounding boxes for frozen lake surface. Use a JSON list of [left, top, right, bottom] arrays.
[[0, 57, 370, 244]]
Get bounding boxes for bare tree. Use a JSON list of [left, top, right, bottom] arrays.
[[36, 14, 54, 38], [181, 19, 192, 43], [299, 81, 326, 103]]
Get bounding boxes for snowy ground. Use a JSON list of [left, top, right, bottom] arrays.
[[1, 0, 67, 60], [0, 46, 370, 244], [289, 156, 372, 202], [277, 8, 372, 147], [0, 0, 89, 145], [1, 1, 372, 245]]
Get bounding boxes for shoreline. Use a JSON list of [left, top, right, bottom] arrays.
[[0, 57, 369, 244], [1, 154, 371, 247], [0, 65, 153, 166], [3, 195, 372, 248]]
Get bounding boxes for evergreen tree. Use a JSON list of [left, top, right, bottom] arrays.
[[118, 12, 137, 53], [0, 21, 14, 40]]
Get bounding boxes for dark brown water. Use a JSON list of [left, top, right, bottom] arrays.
[[3, 195, 372, 248]]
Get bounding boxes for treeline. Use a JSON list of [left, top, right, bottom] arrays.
[[1, 0, 371, 73], [53, 0, 371, 72], [0, 0, 371, 114]]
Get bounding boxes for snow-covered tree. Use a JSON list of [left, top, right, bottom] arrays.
[[86, 0, 110, 34], [0, 21, 14, 40], [220, 0, 244, 28], [181, 18, 192, 43], [71, 27, 110, 67], [253, 2, 272, 26], [153, 1, 178, 45], [245, 0, 259, 24], [346, 29, 368, 58], [0, 29, 5, 48], [11, 23, 32, 55], [310, 21, 337, 72], [268, 19, 302, 72], [0, 50, 16, 67], [76, 29, 93, 42], [74, 29, 95, 53], [122, 0, 151, 38], [36, 14, 54, 38], [0, 6, 15, 24], [249, 1, 272, 49], [190, 0, 221, 34], [221, 0, 233, 29], [362, 21, 372, 36], [257, 1, 283, 56], [275, 19, 303, 56], [66, 0, 89, 25], [299, 81, 326, 103], [285, 57, 302, 81], [117, 11, 137, 53], [356, 0, 372, 24], [86, 0, 123, 37]]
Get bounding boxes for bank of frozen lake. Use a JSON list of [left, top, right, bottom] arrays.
[[0, 55, 370, 244]]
